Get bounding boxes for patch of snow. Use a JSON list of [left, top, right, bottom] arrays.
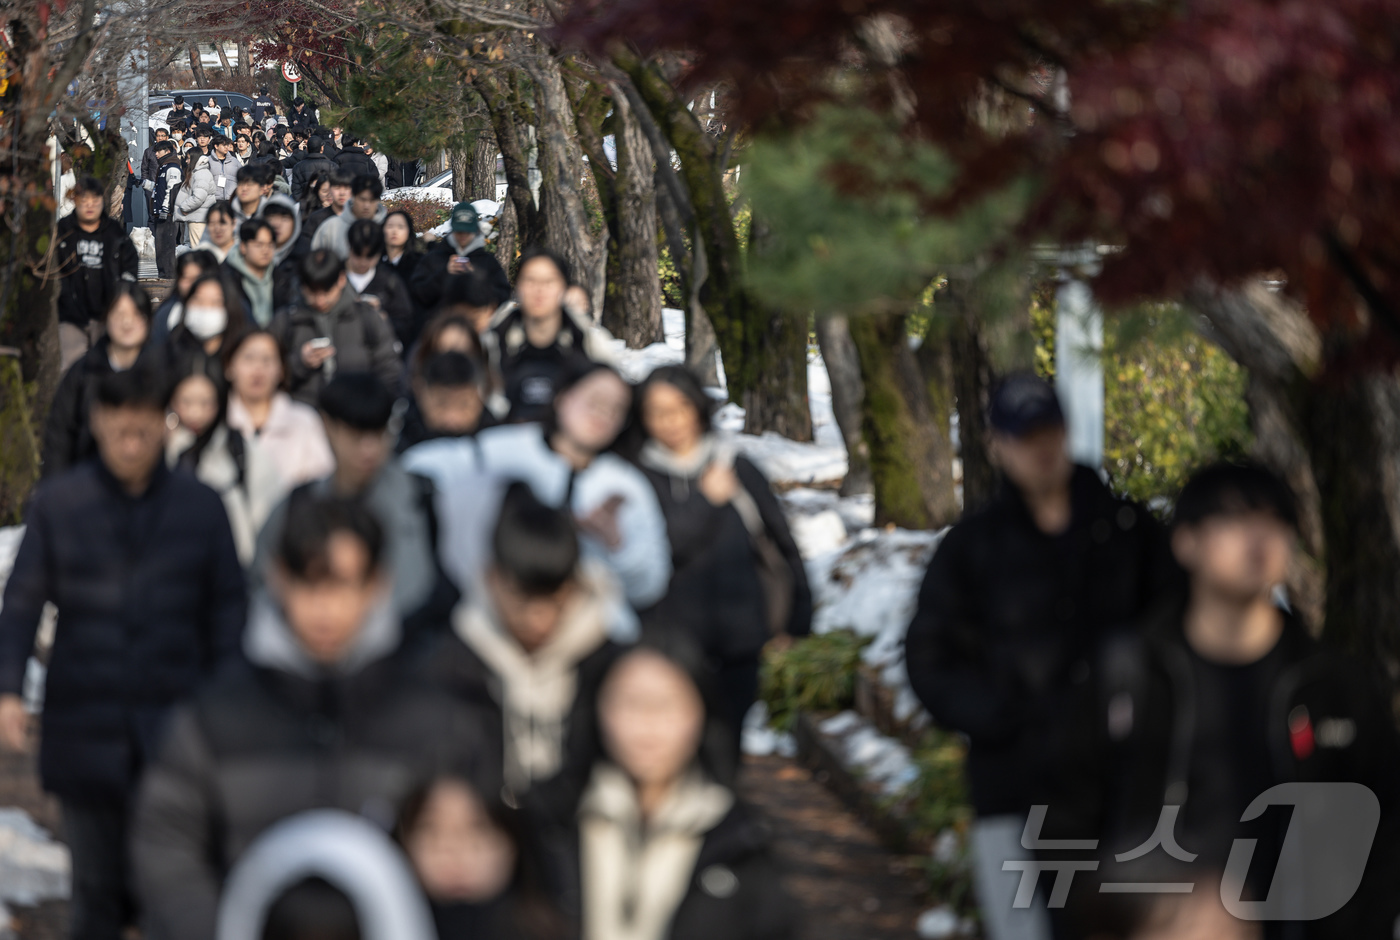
[[788, 511, 848, 559], [608, 308, 688, 384], [807, 349, 843, 449], [713, 403, 745, 433], [741, 702, 796, 758], [0, 527, 23, 601], [780, 489, 875, 535], [0, 808, 70, 912], [916, 906, 961, 939], [733, 433, 846, 488], [817, 710, 920, 798]]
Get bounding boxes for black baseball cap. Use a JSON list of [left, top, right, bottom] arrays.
[[988, 372, 1065, 436]]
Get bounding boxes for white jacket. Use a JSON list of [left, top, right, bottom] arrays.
[[404, 422, 671, 610], [174, 154, 217, 222]]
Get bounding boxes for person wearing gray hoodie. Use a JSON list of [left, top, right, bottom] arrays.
[[223, 219, 279, 327], [310, 174, 386, 260], [131, 492, 497, 940]]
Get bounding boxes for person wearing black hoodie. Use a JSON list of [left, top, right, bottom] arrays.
[[344, 219, 415, 347], [42, 283, 154, 477], [334, 136, 377, 180], [56, 176, 140, 369], [132, 492, 497, 940], [903, 372, 1176, 940], [291, 136, 337, 202], [530, 635, 798, 940], [409, 201, 512, 316], [1046, 462, 1400, 940]]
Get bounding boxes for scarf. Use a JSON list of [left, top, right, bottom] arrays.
[[638, 434, 732, 502]]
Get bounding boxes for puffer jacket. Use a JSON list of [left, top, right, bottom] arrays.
[[480, 301, 616, 424], [270, 286, 403, 406], [41, 338, 155, 477], [174, 154, 217, 223], [131, 594, 499, 940]]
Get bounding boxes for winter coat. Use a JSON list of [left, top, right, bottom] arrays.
[[408, 234, 512, 315], [54, 214, 139, 327], [250, 94, 277, 125], [251, 460, 455, 636], [0, 460, 246, 802], [348, 262, 417, 349], [226, 391, 335, 491], [291, 155, 336, 202], [395, 396, 496, 455], [334, 146, 377, 180], [903, 465, 1177, 817], [164, 326, 229, 393], [637, 438, 811, 663], [207, 152, 243, 200], [41, 338, 153, 477], [232, 194, 267, 224], [223, 252, 296, 327], [131, 594, 498, 940], [403, 423, 672, 610], [151, 155, 183, 222], [310, 202, 388, 261], [369, 152, 388, 185], [167, 422, 284, 565], [270, 287, 403, 406], [140, 145, 159, 186], [427, 561, 627, 798], [533, 763, 797, 940], [175, 154, 217, 223], [481, 302, 616, 424], [1046, 599, 1400, 940]]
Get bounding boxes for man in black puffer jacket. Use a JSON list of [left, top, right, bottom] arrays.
[[904, 372, 1178, 940], [0, 368, 247, 940], [291, 135, 337, 202], [133, 493, 498, 940], [333, 136, 377, 180]]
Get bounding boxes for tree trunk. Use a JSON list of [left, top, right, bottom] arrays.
[[188, 45, 208, 87], [943, 280, 999, 514], [495, 196, 519, 275], [815, 315, 873, 496], [237, 41, 252, 77], [741, 305, 811, 440], [602, 91, 662, 348], [214, 42, 233, 76], [474, 73, 539, 250], [448, 144, 471, 202], [472, 131, 497, 202]]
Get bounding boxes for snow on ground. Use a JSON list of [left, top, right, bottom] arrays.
[[0, 809, 71, 929], [818, 711, 920, 798]]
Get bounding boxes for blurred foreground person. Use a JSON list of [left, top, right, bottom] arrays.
[[904, 373, 1174, 940], [397, 777, 565, 940], [216, 810, 437, 940], [1058, 463, 1400, 940], [0, 367, 247, 940], [43, 283, 154, 477], [405, 360, 670, 611], [429, 483, 625, 798], [134, 495, 495, 940], [534, 639, 797, 940], [254, 373, 455, 635], [397, 352, 493, 454], [634, 366, 811, 745]]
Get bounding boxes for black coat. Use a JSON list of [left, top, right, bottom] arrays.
[[1049, 601, 1400, 940], [408, 238, 512, 314], [904, 465, 1177, 816], [270, 291, 403, 406], [291, 155, 336, 202], [133, 643, 498, 940], [352, 263, 417, 350], [334, 147, 377, 181], [639, 455, 812, 663], [55, 215, 140, 327], [164, 327, 229, 393], [222, 257, 298, 325], [0, 461, 247, 802], [41, 339, 155, 477]]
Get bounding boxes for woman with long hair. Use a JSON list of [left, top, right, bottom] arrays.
[[200, 199, 238, 262], [151, 250, 221, 348], [163, 271, 247, 392], [222, 328, 334, 489], [383, 209, 422, 287]]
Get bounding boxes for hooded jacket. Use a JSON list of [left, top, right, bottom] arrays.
[[1046, 599, 1400, 940], [403, 423, 672, 610], [534, 763, 797, 940], [408, 233, 512, 314], [232, 194, 267, 224], [41, 337, 153, 477], [54, 214, 139, 327], [0, 460, 246, 802], [270, 285, 403, 406], [223, 249, 277, 327], [429, 560, 626, 797], [310, 201, 388, 261], [636, 437, 812, 662], [131, 594, 498, 940], [904, 465, 1178, 817], [481, 302, 617, 424], [175, 154, 217, 223], [151, 152, 183, 222], [207, 150, 243, 200]]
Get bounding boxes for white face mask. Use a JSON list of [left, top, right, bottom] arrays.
[[183, 305, 228, 340]]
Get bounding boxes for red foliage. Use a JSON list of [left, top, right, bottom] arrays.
[[564, 0, 1400, 337]]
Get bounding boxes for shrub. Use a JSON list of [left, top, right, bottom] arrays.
[[760, 630, 872, 732], [382, 194, 450, 236]]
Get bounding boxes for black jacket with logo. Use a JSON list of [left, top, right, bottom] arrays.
[[55, 215, 139, 327]]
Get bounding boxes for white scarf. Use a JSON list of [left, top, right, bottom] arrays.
[[580, 763, 734, 940]]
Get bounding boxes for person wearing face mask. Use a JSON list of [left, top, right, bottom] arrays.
[[344, 219, 415, 347], [531, 638, 798, 940], [43, 284, 155, 476], [198, 200, 238, 262], [165, 271, 248, 392], [404, 360, 670, 613], [132, 493, 496, 940], [477, 248, 614, 424]]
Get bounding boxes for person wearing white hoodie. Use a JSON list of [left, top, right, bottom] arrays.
[[174, 150, 217, 248], [311, 173, 387, 260], [404, 360, 671, 612]]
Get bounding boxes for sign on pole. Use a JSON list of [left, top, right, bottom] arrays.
[[281, 61, 301, 84]]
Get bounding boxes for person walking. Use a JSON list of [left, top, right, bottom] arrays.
[[291, 136, 336, 202], [174, 147, 217, 249], [197, 200, 238, 262], [408, 202, 511, 316], [333, 136, 377, 179], [223, 329, 335, 489], [310, 174, 387, 261], [207, 133, 243, 201], [223, 218, 281, 327], [903, 372, 1177, 940], [55, 177, 140, 370], [0, 366, 247, 940], [344, 220, 415, 347], [148, 143, 184, 280]]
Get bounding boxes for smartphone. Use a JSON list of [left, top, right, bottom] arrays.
[[309, 337, 332, 350]]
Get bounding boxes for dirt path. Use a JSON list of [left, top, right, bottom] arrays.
[[740, 755, 929, 940], [3, 751, 928, 939]]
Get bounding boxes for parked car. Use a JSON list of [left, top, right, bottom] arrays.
[[147, 89, 258, 117]]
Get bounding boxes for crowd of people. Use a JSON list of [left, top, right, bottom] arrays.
[[17, 97, 1400, 940]]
